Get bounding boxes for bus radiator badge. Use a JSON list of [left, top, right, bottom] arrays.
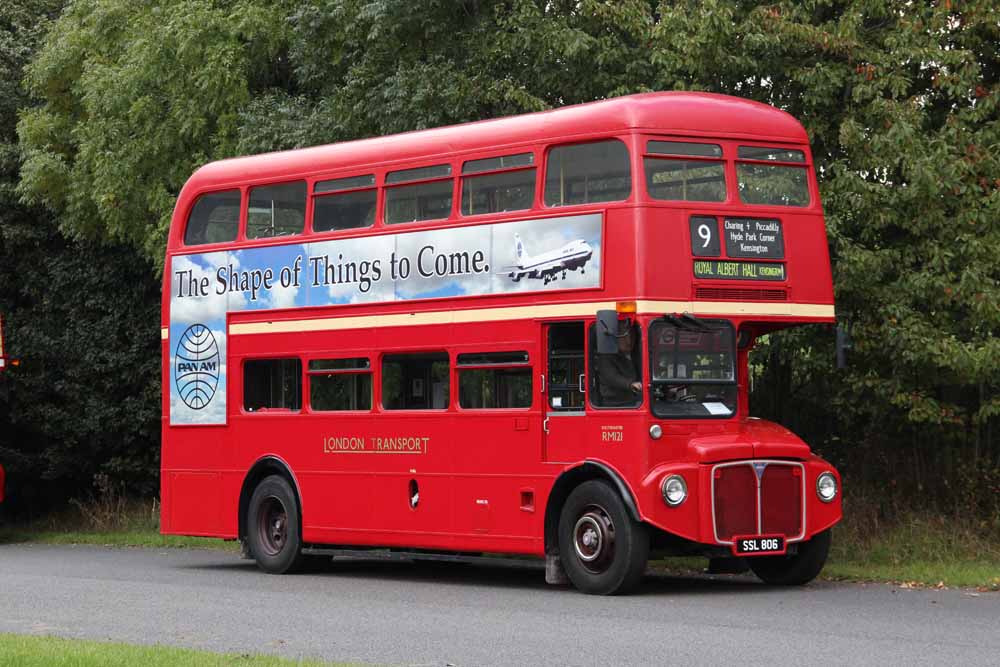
[[753, 462, 768, 479], [174, 323, 220, 410]]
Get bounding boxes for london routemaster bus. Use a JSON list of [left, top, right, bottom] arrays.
[[161, 92, 842, 594]]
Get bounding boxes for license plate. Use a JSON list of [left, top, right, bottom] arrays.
[[732, 535, 786, 556]]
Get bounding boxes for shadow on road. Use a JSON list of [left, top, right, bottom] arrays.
[[177, 554, 790, 596]]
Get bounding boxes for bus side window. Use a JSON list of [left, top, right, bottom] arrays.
[[547, 323, 585, 410], [382, 352, 449, 410], [384, 164, 453, 225], [244, 358, 302, 412], [247, 181, 307, 239], [544, 139, 631, 207], [461, 153, 535, 216], [588, 322, 642, 409], [313, 175, 376, 232], [457, 352, 531, 409], [183, 189, 240, 246], [308, 358, 372, 411]]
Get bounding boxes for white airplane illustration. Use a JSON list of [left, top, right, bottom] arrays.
[[501, 233, 594, 284]]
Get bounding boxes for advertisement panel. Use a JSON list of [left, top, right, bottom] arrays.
[[169, 213, 602, 425]]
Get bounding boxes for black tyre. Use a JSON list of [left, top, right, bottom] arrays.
[[558, 480, 649, 595], [247, 475, 306, 574], [749, 530, 831, 585]]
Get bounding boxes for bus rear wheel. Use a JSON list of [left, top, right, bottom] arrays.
[[247, 475, 306, 574], [748, 529, 831, 585], [558, 480, 649, 595]]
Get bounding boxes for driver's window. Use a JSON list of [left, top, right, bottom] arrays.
[[649, 320, 737, 418], [589, 322, 642, 408]]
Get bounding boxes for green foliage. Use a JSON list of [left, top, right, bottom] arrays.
[[0, 0, 161, 512], [17, 0, 293, 265], [6, 0, 1000, 516]]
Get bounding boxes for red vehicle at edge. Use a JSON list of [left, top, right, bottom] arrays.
[[161, 92, 842, 594], [0, 312, 9, 503]]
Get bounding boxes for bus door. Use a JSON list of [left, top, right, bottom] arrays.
[[542, 322, 589, 463]]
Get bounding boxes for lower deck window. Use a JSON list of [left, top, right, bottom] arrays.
[[457, 352, 531, 409], [309, 358, 372, 411], [382, 352, 449, 410], [547, 323, 585, 410], [244, 359, 302, 412]]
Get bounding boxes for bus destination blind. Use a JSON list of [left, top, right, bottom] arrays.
[[693, 260, 786, 281]]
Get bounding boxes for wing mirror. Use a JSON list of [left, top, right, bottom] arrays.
[[596, 309, 621, 355]]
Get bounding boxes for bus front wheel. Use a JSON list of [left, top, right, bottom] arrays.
[[247, 475, 306, 574], [558, 480, 649, 595], [748, 529, 831, 585]]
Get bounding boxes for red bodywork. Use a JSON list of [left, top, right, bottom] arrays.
[[160, 92, 842, 557]]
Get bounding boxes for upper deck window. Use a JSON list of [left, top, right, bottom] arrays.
[[544, 139, 631, 207], [461, 152, 535, 216], [736, 146, 810, 207], [183, 189, 240, 246], [385, 164, 453, 224], [644, 141, 726, 202], [313, 174, 376, 232], [247, 181, 307, 239]]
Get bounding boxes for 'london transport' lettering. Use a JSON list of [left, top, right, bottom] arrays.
[[323, 435, 429, 454]]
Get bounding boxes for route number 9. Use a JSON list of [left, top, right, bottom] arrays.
[[689, 216, 720, 257], [697, 223, 713, 248]]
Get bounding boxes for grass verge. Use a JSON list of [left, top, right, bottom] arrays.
[[3, 496, 998, 589], [0, 496, 234, 551], [0, 634, 352, 666], [654, 512, 1000, 590], [824, 511, 1000, 590]]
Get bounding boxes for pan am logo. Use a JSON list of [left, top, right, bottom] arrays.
[[174, 324, 220, 410]]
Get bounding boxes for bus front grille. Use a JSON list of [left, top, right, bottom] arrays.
[[712, 461, 805, 543]]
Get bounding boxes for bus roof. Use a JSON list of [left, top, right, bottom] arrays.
[[185, 92, 808, 192]]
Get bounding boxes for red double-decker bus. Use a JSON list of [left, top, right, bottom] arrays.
[[161, 92, 841, 594]]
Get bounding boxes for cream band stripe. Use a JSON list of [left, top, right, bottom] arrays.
[[161, 327, 169, 340], [228, 301, 834, 336]]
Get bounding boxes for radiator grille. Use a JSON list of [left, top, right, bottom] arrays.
[[695, 287, 788, 301], [713, 462, 804, 542], [713, 465, 757, 541], [760, 465, 803, 537]]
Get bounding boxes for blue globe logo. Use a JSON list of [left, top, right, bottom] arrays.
[[174, 324, 220, 410]]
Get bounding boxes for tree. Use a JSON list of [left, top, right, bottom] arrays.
[[14, 0, 1000, 516], [1, 0, 161, 511], [18, 0, 293, 266]]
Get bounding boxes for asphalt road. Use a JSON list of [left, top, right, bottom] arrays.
[[0, 544, 996, 666]]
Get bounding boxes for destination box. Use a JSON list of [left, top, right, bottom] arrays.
[[693, 260, 786, 281], [723, 218, 784, 259]]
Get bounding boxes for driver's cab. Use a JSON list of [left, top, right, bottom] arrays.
[[593, 309, 738, 420]]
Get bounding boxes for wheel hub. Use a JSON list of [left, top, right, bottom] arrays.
[[258, 496, 289, 556], [573, 506, 615, 572]]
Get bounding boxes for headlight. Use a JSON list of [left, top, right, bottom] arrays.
[[816, 472, 838, 503], [661, 475, 687, 507]]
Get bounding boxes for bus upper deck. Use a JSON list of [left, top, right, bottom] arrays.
[[163, 91, 833, 327]]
